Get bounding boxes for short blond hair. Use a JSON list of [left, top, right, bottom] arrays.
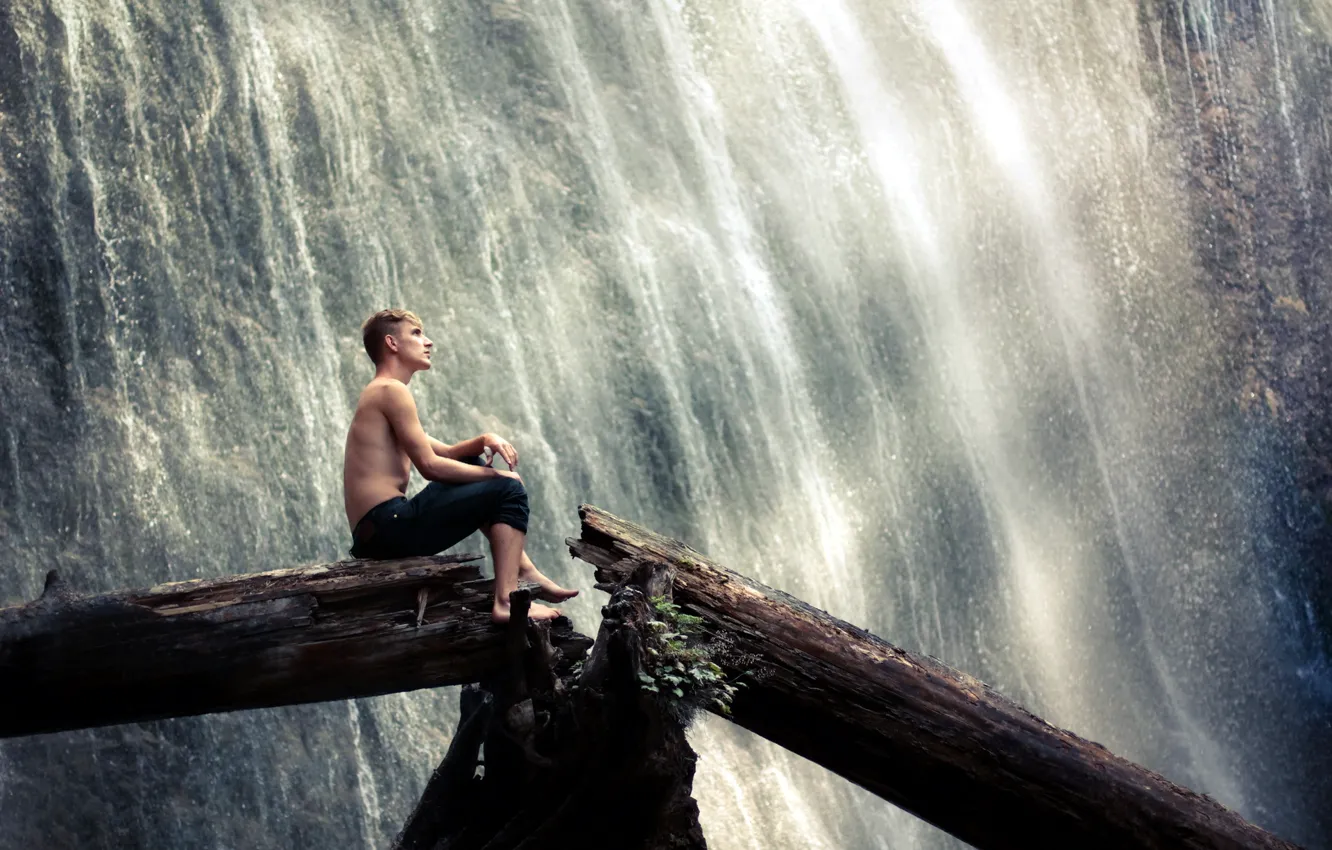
[[361, 308, 423, 363]]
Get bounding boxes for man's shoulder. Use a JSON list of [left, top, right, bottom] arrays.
[[359, 378, 413, 410]]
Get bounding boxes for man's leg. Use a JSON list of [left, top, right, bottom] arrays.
[[480, 522, 580, 605], [486, 522, 564, 623], [394, 464, 576, 621]]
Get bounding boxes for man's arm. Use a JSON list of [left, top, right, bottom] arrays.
[[432, 433, 519, 469], [378, 384, 510, 484], [431, 435, 485, 460]]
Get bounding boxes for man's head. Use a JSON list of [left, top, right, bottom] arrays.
[[362, 308, 431, 371]]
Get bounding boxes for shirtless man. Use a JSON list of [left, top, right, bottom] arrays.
[[343, 308, 578, 622]]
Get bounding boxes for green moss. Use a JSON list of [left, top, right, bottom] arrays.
[[637, 596, 743, 722]]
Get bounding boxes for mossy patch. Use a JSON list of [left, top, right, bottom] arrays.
[[637, 595, 744, 725]]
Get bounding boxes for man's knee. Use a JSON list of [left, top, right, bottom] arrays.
[[493, 477, 529, 533]]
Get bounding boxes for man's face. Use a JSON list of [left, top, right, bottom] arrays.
[[390, 322, 433, 370]]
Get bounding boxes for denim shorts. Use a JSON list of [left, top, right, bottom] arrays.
[[349, 457, 529, 559]]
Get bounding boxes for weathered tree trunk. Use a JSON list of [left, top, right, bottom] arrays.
[[0, 557, 590, 737], [568, 505, 1303, 850], [395, 573, 707, 850]]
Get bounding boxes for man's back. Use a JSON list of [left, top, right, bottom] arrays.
[[343, 378, 413, 531]]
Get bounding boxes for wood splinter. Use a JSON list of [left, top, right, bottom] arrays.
[[415, 587, 430, 627]]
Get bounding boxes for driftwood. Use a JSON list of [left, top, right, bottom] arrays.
[[394, 572, 707, 850], [568, 505, 1303, 850], [0, 557, 590, 737]]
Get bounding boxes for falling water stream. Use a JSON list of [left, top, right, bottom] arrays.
[[1, 0, 1328, 847]]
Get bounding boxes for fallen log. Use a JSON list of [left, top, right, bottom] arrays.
[[0, 557, 592, 738], [568, 505, 1302, 850]]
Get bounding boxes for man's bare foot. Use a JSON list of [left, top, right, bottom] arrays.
[[491, 598, 562, 624], [519, 564, 581, 603]]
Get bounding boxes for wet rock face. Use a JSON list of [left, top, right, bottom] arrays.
[[1144, 1, 1332, 496], [1141, 0, 1332, 660]]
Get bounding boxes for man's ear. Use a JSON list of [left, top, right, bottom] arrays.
[[384, 333, 399, 354]]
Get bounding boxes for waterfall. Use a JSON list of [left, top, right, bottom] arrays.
[[1, 0, 1327, 847]]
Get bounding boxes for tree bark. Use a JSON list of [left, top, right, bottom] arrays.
[[394, 683, 496, 850], [0, 557, 591, 738], [568, 504, 1303, 850], [395, 575, 707, 850]]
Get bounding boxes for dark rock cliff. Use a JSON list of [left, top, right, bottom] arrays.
[[1142, 0, 1332, 672]]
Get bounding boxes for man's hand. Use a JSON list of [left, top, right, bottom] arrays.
[[495, 468, 523, 483], [483, 433, 518, 470]]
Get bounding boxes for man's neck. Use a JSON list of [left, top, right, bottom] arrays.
[[374, 360, 418, 385]]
